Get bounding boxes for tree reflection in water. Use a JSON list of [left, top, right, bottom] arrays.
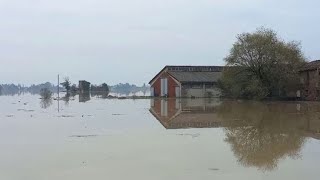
[[40, 98, 53, 109], [218, 101, 307, 171], [39, 88, 53, 109], [61, 93, 76, 106], [150, 99, 320, 171]]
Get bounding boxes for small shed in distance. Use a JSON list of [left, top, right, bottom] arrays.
[[149, 66, 224, 98], [79, 80, 91, 93]]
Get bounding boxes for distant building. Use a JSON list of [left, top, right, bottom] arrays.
[[79, 80, 91, 93], [149, 66, 224, 98], [299, 60, 320, 100]]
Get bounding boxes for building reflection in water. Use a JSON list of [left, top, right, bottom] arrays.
[[79, 92, 91, 103], [150, 98, 320, 171], [150, 98, 223, 129]]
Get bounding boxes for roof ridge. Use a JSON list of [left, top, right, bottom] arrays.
[[166, 65, 224, 67]]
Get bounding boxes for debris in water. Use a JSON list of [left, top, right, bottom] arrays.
[[112, 114, 126, 116], [70, 135, 98, 138], [17, 109, 35, 112], [208, 168, 220, 171], [58, 115, 75, 118], [82, 115, 93, 117], [176, 133, 200, 138], [6, 115, 14, 117]]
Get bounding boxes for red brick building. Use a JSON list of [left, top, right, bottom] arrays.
[[149, 66, 224, 98], [299, 60, 320, 100]]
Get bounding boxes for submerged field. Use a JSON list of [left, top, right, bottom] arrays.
[[0, 94, 319, 180]]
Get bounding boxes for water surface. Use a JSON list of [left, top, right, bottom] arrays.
[[0, 94, 319, 180]]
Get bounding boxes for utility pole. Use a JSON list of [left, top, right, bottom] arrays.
[[58, 74, 60, 97], [58, 74, 60, 112]]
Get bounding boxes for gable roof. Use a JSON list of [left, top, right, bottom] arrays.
[[300, 60, 320, 72], [149, 65, 224, 84], [168, 71, 222, 83]]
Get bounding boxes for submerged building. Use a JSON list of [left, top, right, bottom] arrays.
[[79, 80, 91, 93], [149, 66, 224, 98], [299, 60, 320, 100]]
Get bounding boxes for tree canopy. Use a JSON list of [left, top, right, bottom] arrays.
[[60, 77, 71, 92], [220, 27, 306, 99]]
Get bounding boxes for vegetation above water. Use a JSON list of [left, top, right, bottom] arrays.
[[0, 82, 57, 95], [219, 27, 306, 100], [0, 82, 149, 96], [40, 88, 53, 99]]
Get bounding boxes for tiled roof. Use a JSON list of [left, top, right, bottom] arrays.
[[149, 65, 224, 84], [300, 60, 320, 71], [166, 66, 224, 72], [168, 71, 222, 83]]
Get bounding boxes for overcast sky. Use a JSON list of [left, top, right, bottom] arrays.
[[0, 0, 319, 85]]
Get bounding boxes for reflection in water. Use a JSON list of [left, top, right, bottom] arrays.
[[91, 91, 109, 99], [60, 93, 76, 106], [79, 92, 90, 103], [40, 98, 53, 109], [217, 101, 310, 171], [150, 98, 222, 129], [39, 88, 53, 109], [61, 93, 70, 105], [150, 99, 320, 171], [225, 126, 304, 171]]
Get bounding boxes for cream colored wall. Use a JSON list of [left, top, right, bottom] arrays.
[[183, 86, 222, 98]]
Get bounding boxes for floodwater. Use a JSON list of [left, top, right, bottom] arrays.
[[0, 93, 319, 180]]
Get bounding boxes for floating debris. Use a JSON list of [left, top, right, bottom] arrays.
[[70, 135, 98, 138], [176, 133, 200, 138], [58, 115, 75, 118], [6, 115, 14, 117], [112, 114, 126, 116], [208, 168, 220, 171], [81, 115, 93, 117], [17, 109, 35, 112]]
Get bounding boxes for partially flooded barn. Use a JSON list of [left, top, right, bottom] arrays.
[[149, 66, 224, 98], [299, 60, 320, 100]]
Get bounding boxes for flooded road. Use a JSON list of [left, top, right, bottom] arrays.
[[0, 94, 319, 180]]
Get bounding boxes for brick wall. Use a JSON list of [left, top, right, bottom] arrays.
[[151, 72, 179, 97]]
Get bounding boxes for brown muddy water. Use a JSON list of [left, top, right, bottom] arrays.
[[0, 94, 319, 180]]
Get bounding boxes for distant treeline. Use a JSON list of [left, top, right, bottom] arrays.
[[0, 82, 150, 96], [109, 83, 149, 95], [0, 82, 57, 95]]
